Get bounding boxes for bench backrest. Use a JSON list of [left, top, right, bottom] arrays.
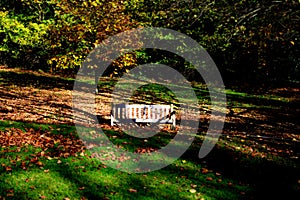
[[111, 104, 175, 124]]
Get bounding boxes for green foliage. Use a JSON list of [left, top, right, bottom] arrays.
[[0, 0, 138, 74], [0, 8, 52, 69], [0, 0, 299, 81], [47, 0, 137, 73], [126, 0, 300, 82]]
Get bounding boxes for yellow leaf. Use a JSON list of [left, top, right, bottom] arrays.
[[91, 1, 98, 7], [189, 189, 196, 193]]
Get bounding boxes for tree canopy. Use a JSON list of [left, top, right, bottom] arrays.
[[0, 0, 299, 82]]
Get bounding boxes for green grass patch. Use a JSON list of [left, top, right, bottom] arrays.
[[0, 146, 253, 200], [1, 119, 298, 199]]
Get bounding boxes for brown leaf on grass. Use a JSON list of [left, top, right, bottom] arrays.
[[135, 147, 157, 154], [10, 160, 16, 165], [201, 168, 209, 174], [78, 186, 85, 190], [30, 157, 38, 163], [6, 193, 14, 197], [40, 195, 46, 199], [0, 127, 85, 161], [21, 161, 26, 167], [7, 189, 14, 193], [206, 177, 213, 181], [5, 166, 12, 171], [40, 151, 45, 157], [129, 188, 137, 193], [63, 153, 70, 158]]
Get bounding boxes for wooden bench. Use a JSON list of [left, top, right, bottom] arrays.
[[111, 104, 176, 128]]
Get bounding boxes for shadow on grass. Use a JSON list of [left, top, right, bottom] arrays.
[[0, 120, 299, 199], [0, 68, 299, 199], [51, 158, 201, 200], [0, 69, 74, 90], [182, 141, 299, 200]]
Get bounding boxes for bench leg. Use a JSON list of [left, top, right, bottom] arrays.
[[171, 115, 176, 130], [111, 115, 114, 126]]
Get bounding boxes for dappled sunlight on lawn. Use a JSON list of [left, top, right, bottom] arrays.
[[0, 68, 299, 199]]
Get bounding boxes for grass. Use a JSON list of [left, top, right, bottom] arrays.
[[1, 119, 298, 199], [0, 68, 299, 199], [0, 145, 251, 199]]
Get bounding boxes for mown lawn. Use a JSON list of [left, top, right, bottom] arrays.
[[0, 119, 298, 200], [0, 68, 299, 199]]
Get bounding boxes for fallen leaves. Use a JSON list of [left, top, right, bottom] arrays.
[[206, 177, 213, 181], [201, 168, 209, 174], [129, 188, 137, 193], [6, 193, 14, 197], [35, 161, 43, 167], [0, 75, 74, 125], [189, 189, 196, 193], [5, 166, 12, 172], [78, 186, 85, 190], [0, 127, 86, 172], [0, 127, 85, 159], [6, 189, 14, 197], [227, 182, 233, 187], [135, 147, 157, 154]]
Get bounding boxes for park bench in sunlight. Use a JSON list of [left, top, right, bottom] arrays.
[[111, 104, 176, 128]]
